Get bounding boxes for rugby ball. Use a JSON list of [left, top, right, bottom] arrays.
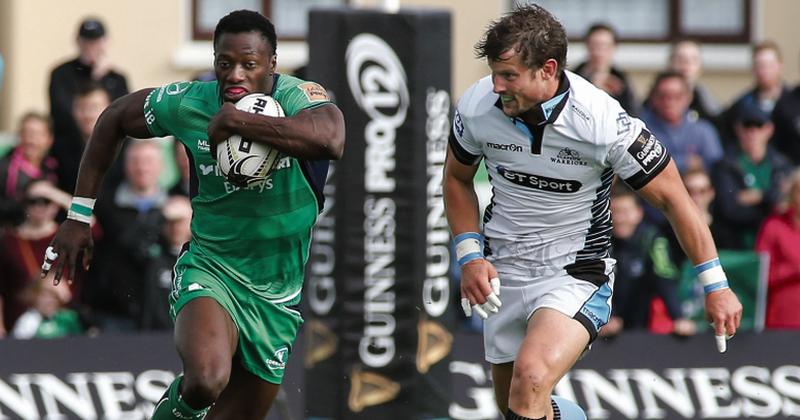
[[217, 93, 285, 187]]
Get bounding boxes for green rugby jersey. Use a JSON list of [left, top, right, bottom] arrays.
[[143, 74, 331, 299]]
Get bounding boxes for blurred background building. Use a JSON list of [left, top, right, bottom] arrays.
[[1, 0, 799, 133]]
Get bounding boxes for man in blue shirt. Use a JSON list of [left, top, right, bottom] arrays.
[[641, 71, 723, 174]]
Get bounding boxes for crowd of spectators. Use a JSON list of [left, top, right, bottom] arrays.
[[2, 18, 800, 340], [580, 24, 800, 335], [0, 18, 190, 338]]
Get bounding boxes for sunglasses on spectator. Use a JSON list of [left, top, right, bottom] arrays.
[[25, 197, 52, 206]]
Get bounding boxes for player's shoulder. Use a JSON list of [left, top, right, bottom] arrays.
[[563, 70, 629, 145], [456, 75, 499, 119], [273, 74, 330, 103], [149, 80, 218, 105]]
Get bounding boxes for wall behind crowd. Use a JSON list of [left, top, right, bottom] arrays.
[[2, 0, 800, 131], [0, 0, 190, 130]]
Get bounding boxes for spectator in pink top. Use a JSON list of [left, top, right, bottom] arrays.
[[755, 168, 800, 329]]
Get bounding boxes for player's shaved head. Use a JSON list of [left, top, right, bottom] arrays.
[[214, 9, 277, 55], [476, 4, 568, 76]]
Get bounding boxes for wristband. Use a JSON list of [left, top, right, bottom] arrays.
[[454, 232, 483, 266], [67, 197, 96, 224], [695, 258, 730, 294]]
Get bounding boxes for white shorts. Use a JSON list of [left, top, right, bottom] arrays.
[[483, 264, 615, 364]]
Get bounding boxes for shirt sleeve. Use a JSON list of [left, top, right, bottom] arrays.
[[143, 81, 194, 137], [605, 110, 672, 190], [448, 106, 483, 166]]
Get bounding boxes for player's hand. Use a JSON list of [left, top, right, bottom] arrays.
[[41, 219, 93, 285], [459, 259, 502, 320], [207, 102, 239, 146], [704, 288, 742, 353]]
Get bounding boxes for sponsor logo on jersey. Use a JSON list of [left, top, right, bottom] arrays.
[[199, 164, 215, 175], [616, 112, 632, 135], [196, 139, 210, 152], [496, 166, 582, 193], [487, 142, 523, 152], [580, 306, 604, 329], [551, 147, 588, 166], [298, 82, 330, 102], [627, 129, 667, 174], [571, 104, 590, 122], [267, 346, 289, 371]]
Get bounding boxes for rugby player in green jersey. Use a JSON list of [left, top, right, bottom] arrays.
[[40, 10, 345, 419]]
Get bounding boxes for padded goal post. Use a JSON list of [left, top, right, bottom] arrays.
[[305, 7, 454, 419]]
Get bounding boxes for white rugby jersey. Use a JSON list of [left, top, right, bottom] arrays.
[[450, 70, 671, 282]]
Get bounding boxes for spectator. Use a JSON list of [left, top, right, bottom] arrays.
[[601, 183, 694, 337], [712, 100, 792, 249], [573, 23, 638, 114], [49, 17, 128, 142], [0, 113, 58, 209], [721, 41, 790, 150], [772, 80, 800, 165], [668, 39, 721, 124], [0, 180, 73, 334], [141, 195, 193, 331], [755, 169, 800, 329], [680, 168, 738, 253], [84, 140, 167, 332], [50, 82, 121, 194], [11, 277, 83, 339], [641, 71, 723, 174]]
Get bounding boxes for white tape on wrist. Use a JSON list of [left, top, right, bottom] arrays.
[[695, 258, 729, 294], [454, 232, 483, 266], [67, 197, 96, 224]]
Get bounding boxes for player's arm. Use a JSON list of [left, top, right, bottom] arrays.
[[208, 102, 345, 161], [443, 145, 481, 235], [636, 161, 742, 350], [444, 146, 500, 319], [41, 88, 154, 284]]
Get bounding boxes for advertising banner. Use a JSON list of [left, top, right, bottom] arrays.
[[0, 332, 799, 419], [306, 8, 454, 419]]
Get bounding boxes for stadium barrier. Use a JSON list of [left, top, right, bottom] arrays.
[[1, 330, 799, 419]]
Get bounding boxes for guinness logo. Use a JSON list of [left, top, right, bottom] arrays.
[[303, 320, 339, 368], [348, 368, 401, 412], [416, 319, 453, 374]]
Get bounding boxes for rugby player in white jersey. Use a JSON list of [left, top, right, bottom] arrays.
[[443, 5, 742, 420]]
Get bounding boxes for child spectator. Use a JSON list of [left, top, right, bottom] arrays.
[[11, 277, 83, 339]]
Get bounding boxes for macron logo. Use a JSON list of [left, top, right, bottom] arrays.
[[487, 142, 523, 152]]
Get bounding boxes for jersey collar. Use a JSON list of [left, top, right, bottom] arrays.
[[494, 72, 571, 126]]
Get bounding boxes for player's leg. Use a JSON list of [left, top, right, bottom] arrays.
[[204, 356, 280, 419], [491, 362, 514, 415], [152, 297, 238, 419], [506, 308, 589, 419]]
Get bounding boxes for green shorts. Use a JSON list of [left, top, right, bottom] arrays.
[[169, 248, 304, 384]]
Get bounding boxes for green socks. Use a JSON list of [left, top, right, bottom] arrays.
[[151, 375, 210, 420]]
